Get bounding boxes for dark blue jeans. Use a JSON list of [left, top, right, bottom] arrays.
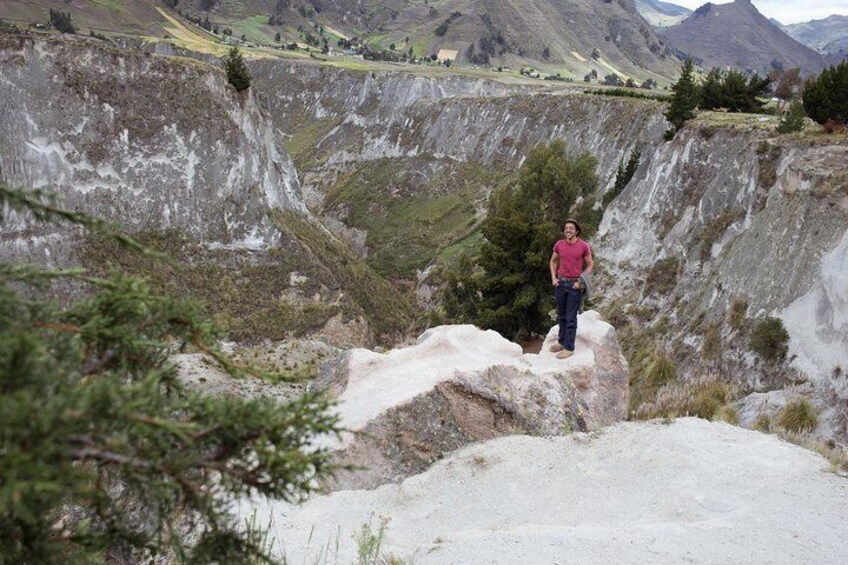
[[555, 281, 582, 351]]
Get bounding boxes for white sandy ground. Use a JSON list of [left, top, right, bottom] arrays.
[[237, 418, 848, 565], [336, 313, 609, 436]]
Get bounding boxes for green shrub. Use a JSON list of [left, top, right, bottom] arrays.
[[0, 184, 338, 563], [777, 398, 818, 433], [776, 100, 807, 133], [644, 257, 680, 296], [49, 9, 76, 34], [802, 60, 848, 125], [749, 317, 789, 362], [224, 46, 251, 91]]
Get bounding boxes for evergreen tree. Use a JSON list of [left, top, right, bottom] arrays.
[[472, 141, 598, 340], [699, 68, 723, 109], [49, 9, 76, 34], [664, 58, 698, 137], [802, 61, 848, 126], [603, 146, 641, 207], [776, 100, 806, 134], [224, 46, 251, 92], [0, 183, 339, 563]]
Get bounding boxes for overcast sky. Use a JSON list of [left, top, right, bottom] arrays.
[[669, 1, 848, 24]]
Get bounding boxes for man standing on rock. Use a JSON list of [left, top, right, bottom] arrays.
[[549, 219, 593, 359]]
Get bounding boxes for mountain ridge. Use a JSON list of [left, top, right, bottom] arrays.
[[659, 0, 826, 75]]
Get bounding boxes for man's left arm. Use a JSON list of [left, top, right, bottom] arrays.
[[583, 250, 594, 275]]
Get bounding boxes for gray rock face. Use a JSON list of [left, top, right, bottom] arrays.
[[312, 316, 629, 491], [251, 59, 666, 188], [0, 35, 303, 264], [599, 127, 848, 380]]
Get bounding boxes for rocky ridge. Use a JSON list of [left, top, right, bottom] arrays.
[[0, 34, 302, 264], [659, 0, 826, 75], [311, 316, 629, 490]]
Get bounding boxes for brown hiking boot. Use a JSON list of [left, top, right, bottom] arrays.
[[556, 349, 574, 360], [549, 343, 564, 353]]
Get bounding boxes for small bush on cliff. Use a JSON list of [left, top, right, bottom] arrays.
[[777, 398, 818, 433], [603, 146, 640, 207], [636, 377, 737, 420], [749, 316, 789, 363], [0, 184, 338, 563], [802, 61, 848, 126], [224, 46, 251, 92], [49, 9, 76, 34], [776, 100, 807, 133]]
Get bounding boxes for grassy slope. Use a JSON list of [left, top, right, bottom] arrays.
[[321, 159, 504, 278]]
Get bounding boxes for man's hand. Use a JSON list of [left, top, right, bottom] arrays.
[[573, 280, 581, 290], [552, 277, 559, 287]]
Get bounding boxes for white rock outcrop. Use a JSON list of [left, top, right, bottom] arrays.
[[312, 313, 629, 490], [240, 418, 848, 565]]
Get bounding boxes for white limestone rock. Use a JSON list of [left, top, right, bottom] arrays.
[[239, 418, 848, 565], [312, 312, 629, 490]]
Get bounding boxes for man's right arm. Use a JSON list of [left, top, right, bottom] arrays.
[[549, 251, 559, 286]]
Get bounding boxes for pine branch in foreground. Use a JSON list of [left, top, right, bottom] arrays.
[[0, 183, 340, 564]]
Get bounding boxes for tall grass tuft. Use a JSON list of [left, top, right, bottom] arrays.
[[777, 398, 818, 433], [636, 377, 737, 420]]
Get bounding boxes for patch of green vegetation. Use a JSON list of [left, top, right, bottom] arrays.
[[232, 14, 275, 44], [749, 316, 789, 363], [78, 228, 336, 343], [284, 116, 343, 169], [90, 0, 129, 14], [323, 160, 498, 278], [273, 211, 417, 344], [437, 231, 485, 271], [644, 257, 679, 296]]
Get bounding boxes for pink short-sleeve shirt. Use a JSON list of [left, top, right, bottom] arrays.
[[553, 238, 591, 278]]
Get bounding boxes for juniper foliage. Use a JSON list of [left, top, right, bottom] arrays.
[[664, 58, 698, 136], [224, 46, 251, 92], [471, 141, 598, 340], [802, 60, 848, 126], [0, 183, 339, 564]]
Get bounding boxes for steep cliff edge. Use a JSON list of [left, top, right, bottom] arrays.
[[598, 122, 848, 439], [0, 34, 301, 263], [250, 59, 666, 279], [0, 35, 416, 345]]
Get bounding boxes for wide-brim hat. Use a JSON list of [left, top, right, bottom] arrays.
[[563, 218, 582, 235]]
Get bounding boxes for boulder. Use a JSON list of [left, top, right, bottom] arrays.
[[312, 312, 629, 490]]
